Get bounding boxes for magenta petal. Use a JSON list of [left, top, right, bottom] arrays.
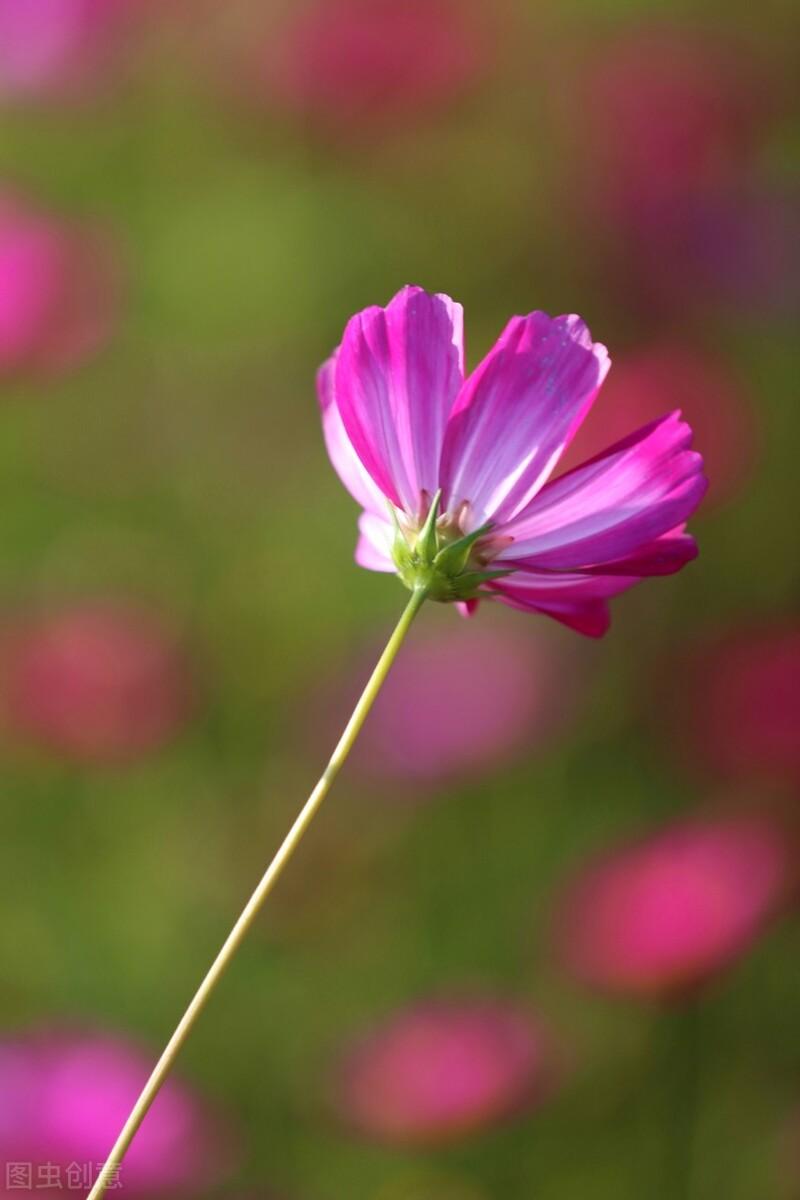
[[318, 355, 388, 515], [440, 312, 609, 526], [492, 588, 612, 637], [355, 511, 396, 572], [583, 526, 698, 576], [334, 285, 464, 512], [489, 570, 637, 637], [497, 412, 706, 570]]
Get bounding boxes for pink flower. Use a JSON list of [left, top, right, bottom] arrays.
[[257, 0, 486, 132], [0, 603, 193, 763], [333, 998, 554, 1145], [0, 1030, 235, 1195], [319, 286, 706, 636], [0, 0, 137, 99], [0, 192, 118, 378], [624, 184, 800, 320], [672, 625, 800, 784], [570, 27, 774, 216], [559, 343, 755, 505], [318, 617, 578, 785], [555, 815, 791, 999]]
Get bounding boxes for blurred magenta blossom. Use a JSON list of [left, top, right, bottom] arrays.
[[258, 0, 486, 132], [675, 625, 800, 783], [625, 184, 800, 320], [319, 286, 706, 635], [0, 191, 118, 378], [0, 0, 137, 99], [555, 815, 791, 999], [573, 27, 773, 216], [320, 620, 578, 786], [0, 603, 193, 763], [560, 343, 755, 505], [334, 998, 554, 1144], [0, 1030, 235, 1195]]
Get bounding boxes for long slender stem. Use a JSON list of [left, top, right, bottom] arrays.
[[87, 587, 428, 1200]]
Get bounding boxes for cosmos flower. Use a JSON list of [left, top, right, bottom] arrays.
[[0, 602, 193, 763], [0, 190, 118, 378], [333, 998, 554, 1145], [554, 815, 791, 999], [0, 1029, 236, 1196], [318, 286, 706, 636], [257, 0, 485, 133]]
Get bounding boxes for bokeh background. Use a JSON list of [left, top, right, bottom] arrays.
[[0, 1, 798, 1197]]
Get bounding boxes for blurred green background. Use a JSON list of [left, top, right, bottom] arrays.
[[0, 1, 798, 1197]]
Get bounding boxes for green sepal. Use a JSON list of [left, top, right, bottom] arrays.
[[433, 522, 493, 577], [389, 494, 513, 603], [415, 489, 442, 562], [387, 501, 407, 541], [452, 567, 515, 595]]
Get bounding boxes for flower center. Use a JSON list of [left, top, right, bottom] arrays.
[[390, 491, 512, 603]]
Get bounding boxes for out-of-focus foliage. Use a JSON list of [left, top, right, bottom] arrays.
[[0, 1, 798, 1197]]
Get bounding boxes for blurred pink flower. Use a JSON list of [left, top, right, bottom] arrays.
[[0, 192, 118, 378], [321, 620, 577, 786], [573, 27, 773, 215], [333, 998, 554, 1145], [555, 815, 791, 999], [257, 0, 486, 132], [0, 0, 137, 99], [625, 185, 800, 320], [674, 625, 800, 783], [320, 285, 706, 635], [0, 603, 193, 763], [0, 1030, 235, 1195], [559, 344, 756, 505]]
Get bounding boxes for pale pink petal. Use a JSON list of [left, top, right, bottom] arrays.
[[455, 599, 480, 618], [496, 413, 706, 570], [334, 285, 464, 513], [355, 511, 396, 572], [317, 355, 387, 515], [440, 312, 609, 527]]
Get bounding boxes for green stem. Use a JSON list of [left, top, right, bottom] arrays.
[[86, 587, 428, 1200]]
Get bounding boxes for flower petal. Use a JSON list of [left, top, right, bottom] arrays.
[[496, 413, 707, 570], [355, 511, 396, 572], [318, 355, 388, 515], [334, 285, 464, 514], [582, 526, 698, 576], [488, 570, 638, 637], [455, 599, 480, 618], [440, 312, 610, 526]]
